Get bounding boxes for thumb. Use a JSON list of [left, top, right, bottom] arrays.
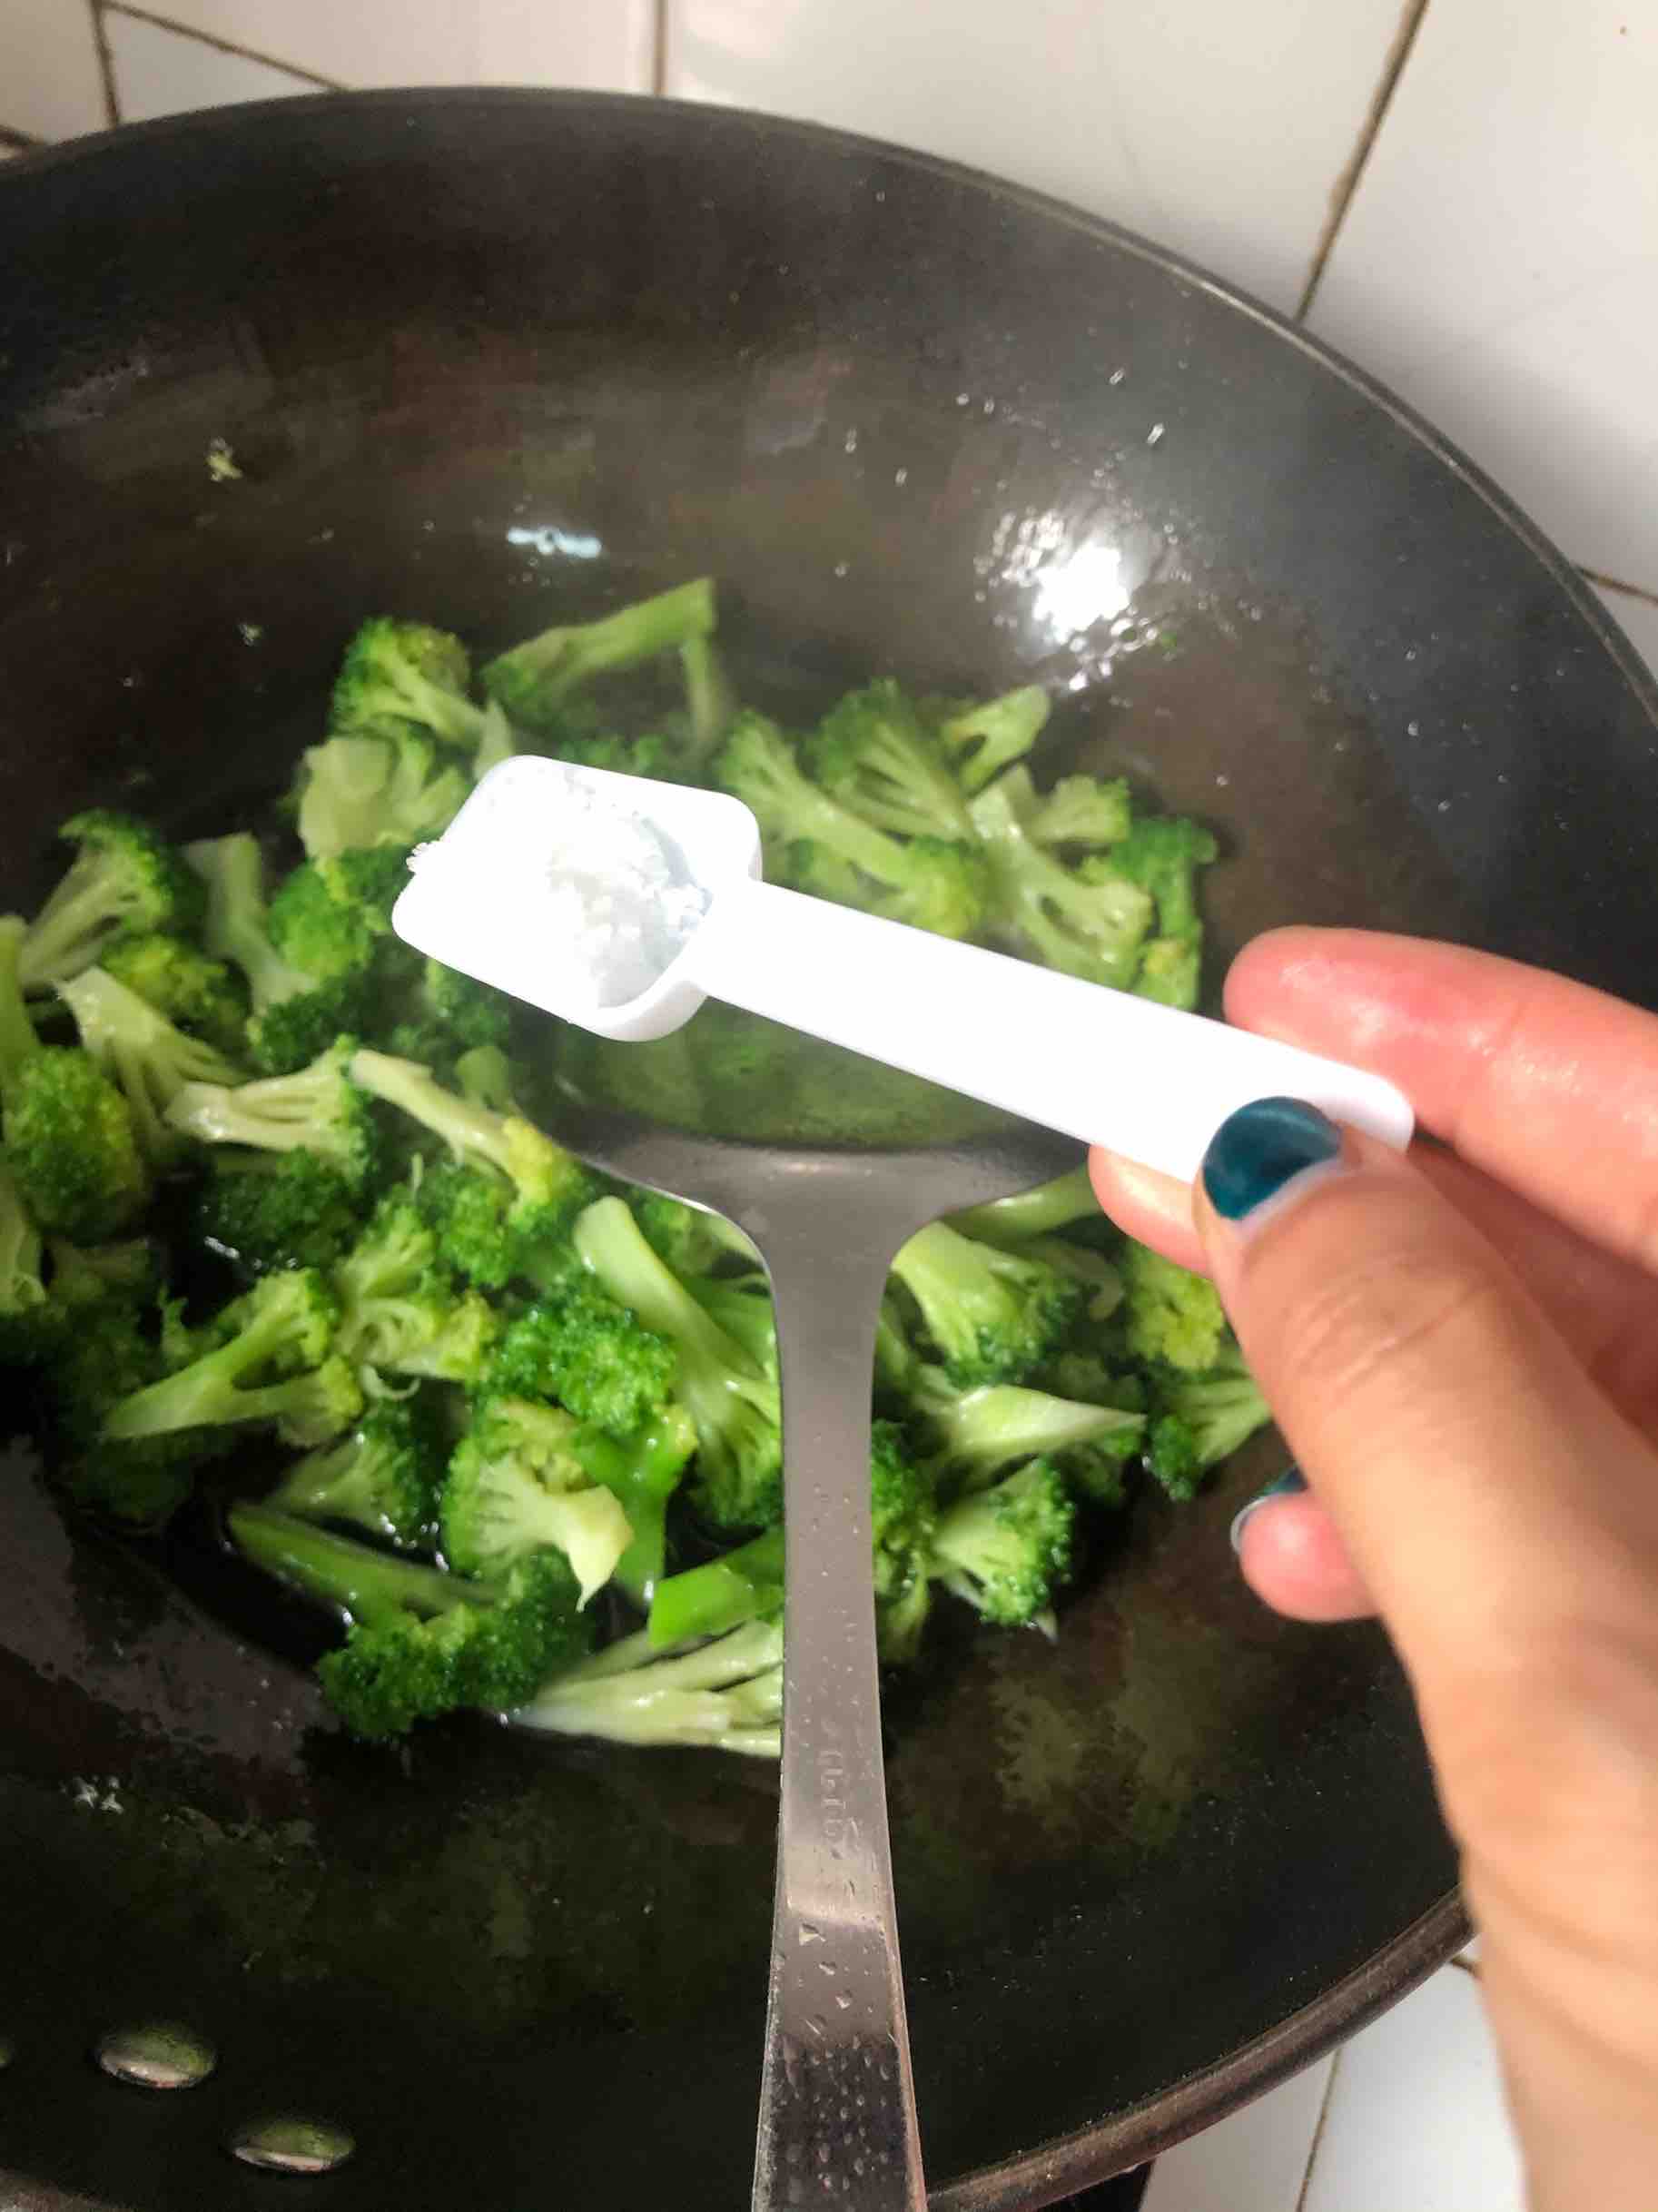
[[1192, 1100, 1658, 1792]]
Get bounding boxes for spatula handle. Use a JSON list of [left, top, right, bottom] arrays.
[[686, 879, 1412, 1184]]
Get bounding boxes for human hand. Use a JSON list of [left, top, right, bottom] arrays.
[[1090, 929, 1658, 2212]]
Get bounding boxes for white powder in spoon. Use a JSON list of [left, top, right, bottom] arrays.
[[408, 766, 710, 1010]]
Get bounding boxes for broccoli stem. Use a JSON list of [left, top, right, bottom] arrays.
[[483, 579, 716, 713], [648, 1526, 785, 1647], [350, 1048, 512, 1173], [230, 1503, 486, 1625], [515, 1618, 784, 1755], [575, 1406, 698, 1607], [949, 1165, 1099, 1243], [0, 916, 39, 1094]]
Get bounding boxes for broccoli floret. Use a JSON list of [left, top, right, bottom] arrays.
[[716, 712, 987, 942], [291, 732, 471, 861], [806, 680, 975, 841], [574, 1195, 782, 1533], [1120, 1242, 1228, 1371], [548, 731, 681, 781], [646, 1421, 933, 1649], [186, 834, 366, 1073], [102, 1269, 356, 1447], [995, 765, 1132, 850], [414, 1162, 519, 1289], [0, 1164, 55, 1366], [0, 916, 37, 1095], [948, 1164, 1100, 1245], [517, 1618, 783, 1757], [481, 579, 716, 735], [1148, 1346, 1273, 1501], [928, 1458, 1074, 1626], [45, 1235, 159, 1309], [330, 618, 486, 752], [58, 967, 242, 1165], [101, 932, 249, 1057], [350, 1049, 595, 1249], [332, 1196, 498, 1385], [970, 779, 1153, 988], [265, 853, 400, 988], [191, 1149, 364, 1273], [634, 1191, 760, 1278], [888, 1220, 1081, 1387], [19, 811, 204, 992], [39, 1296, 208, 1527], [441, 1395, 637, 1605], [167, 1037, 380, 1190], [1091, 815, 1218, 941], [381, 957, 512, 1069], [229, 1504, 593, 1740], [930, 686, 1051, 795], [920, 1378, 1145, 1490], [489, 1273, 677, 1442], [1016, 1235, 1123, 1320], [454, 1045, 516, 1111], [1132, 935, 1203, 1012], [6, 1045, 150, 1241], [268, 1390, 449, 1547]]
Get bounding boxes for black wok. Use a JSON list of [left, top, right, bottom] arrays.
[[1, 89, 1654, 2212]]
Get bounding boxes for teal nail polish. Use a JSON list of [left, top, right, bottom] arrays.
[[1203, 1097, 1342, 1222], [1229, 1466, 1307, 1553]]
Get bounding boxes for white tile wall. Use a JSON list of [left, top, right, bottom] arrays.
[[1308, 0, 1658, 593], [2, 0, 109, 140], [104, 8, 315, 123], [665, 0, 1407, 318], [106, 0, 655, 93]]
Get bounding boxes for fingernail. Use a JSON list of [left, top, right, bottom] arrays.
[[1202, 1097, 1343, 1224], [1230, 1466, 1307, 1553]]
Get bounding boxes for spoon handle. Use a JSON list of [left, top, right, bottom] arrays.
[[752, 1231, 926, 2212], [688, 879, 1412, 1183]]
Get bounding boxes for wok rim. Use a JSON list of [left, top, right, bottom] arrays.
[[6, 82, 1633, 2199]]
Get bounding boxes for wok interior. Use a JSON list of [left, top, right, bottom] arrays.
[[2, 92, 1653, 2210]]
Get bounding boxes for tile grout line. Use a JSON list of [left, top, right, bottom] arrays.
[[1581, 566, 1658, 611], [1290, 2051, 1343, 2212], [88, 0, 122, 127], [652, 0, 670, 95], [101, 0, 344, 89], [1294, 0, 1432, 323]]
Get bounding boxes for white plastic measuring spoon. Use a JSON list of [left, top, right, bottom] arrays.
[[392, 753, 1413, 1183]]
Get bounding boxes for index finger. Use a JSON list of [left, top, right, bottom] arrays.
[[1226, 929, 1658, 1277]]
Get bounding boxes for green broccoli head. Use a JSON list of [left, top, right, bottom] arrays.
[[930, 686, 1051, 795], [1120, 1242, 1228, 1371], [101, 932, 249, 1058], [59, 966, 243, 1167], [102, 1268, 354, 1446], [632, 1192, 759, 1279], [480, 578, 716, 735], [928, 1457, 1075, 1626], [573, 1196, 781, 1533], [1132, 934, 1203, 1012], [1147, 1346, 1272, 1500], [869, 1417, 939, 1605], [291, 731, 472, 861], [268, 1389, 449, 1547], [806, 680, 974, 841], [889, 1220, 1081, 1387], [167, 1037, 381, 1191], [332, 1194, 498, 1386], [441, 1394, 634, 1605], [191, 1149, 365, 1274], [38, 1294, 207, 1527], [789, 833, 989, 943], [0, 1163, 56, 1367], [229, 1506, 594, 1739], [330, 618, 485, 752], [382, 956, 513, 1070], [19, 811, 204, 992], [266, 857, 390, 987], [1090, 815, 1219, 940], [970, 780, 1153, 989], [487, 1279, 676, 1441], [5, 1045, 151, 1240], [185, 833, 370, 1074], [1015, 768, 1133, 852]]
